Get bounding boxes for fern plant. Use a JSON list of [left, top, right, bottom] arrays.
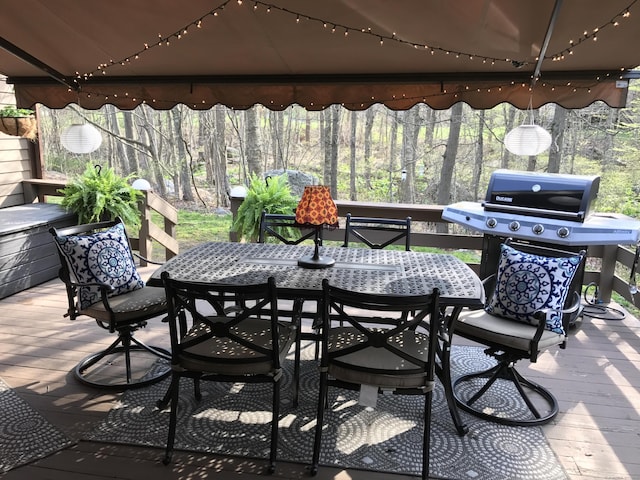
[[60, 164, 144, 228], [231, 173, 299, 242]]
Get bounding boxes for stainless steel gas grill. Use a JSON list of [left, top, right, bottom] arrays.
[[442, 169, 640, 281]]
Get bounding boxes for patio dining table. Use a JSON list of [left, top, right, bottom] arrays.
[[147, 241, 484, 435]]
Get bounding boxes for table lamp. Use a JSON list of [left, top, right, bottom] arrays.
[[295, 185, 339, 268]]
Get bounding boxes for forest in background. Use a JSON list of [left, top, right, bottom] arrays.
[[36, 81, 640, 219]]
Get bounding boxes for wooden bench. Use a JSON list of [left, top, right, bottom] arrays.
[[0, 203, 77, 299]]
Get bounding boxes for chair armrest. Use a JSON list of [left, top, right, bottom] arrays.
[[132, 252, 164, 265]]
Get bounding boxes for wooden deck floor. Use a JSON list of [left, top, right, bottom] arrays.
[[0, 269, 639, 480]]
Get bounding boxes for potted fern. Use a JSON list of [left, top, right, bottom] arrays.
[[231, 173, 299, 242], [59, 164, 144, 228]]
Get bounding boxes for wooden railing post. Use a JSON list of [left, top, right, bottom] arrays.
[[138, 191, 152, 266]]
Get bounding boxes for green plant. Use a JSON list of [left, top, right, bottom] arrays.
[[231, 173, 299, 242], [0, 105, 34, 117], [59, 164, 144, 228]]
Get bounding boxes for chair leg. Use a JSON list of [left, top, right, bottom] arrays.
[[310, 369, 329, 476], [453, 361, 559, 427], [422, 390, 433, 480], [162, 374, 181, 465], [268, 378, 280, 474], [292, 299, 303, 408], [438, 342, 469, 436], [75, 329, 170, 390]]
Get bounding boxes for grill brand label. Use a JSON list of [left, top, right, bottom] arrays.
[[496, 195, 513, 203]]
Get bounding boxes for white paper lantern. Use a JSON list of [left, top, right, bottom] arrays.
[[504, 124, 552, 156], [60, 123, 102, 153], [132, 178, 152, 191]]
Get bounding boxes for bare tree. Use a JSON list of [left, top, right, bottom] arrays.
[[245, 107, 262, 176], [349, 110, 357, 200], [329, 105, 340, 197], [363, 107, 375, 189], [436, 102, 463, 233], [171, 108, 194, 201], [400, 107, 420, 204], [548, 105, 567, 173], [473, 110, 485, 200]]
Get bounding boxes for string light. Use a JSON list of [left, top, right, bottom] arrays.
[[66, 0, 637, 111], [547, 0, 636, 60]]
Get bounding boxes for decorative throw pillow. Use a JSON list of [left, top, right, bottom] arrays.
[[54, 222, 144, 310], [485, 243, 582, 335]]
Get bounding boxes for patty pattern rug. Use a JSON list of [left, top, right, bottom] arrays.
[[86, 344, 567, 480], [0, 378, 75, 473]]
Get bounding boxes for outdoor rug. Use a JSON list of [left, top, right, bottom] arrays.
[[0, 378, 75, 473], [86, 344, 567, 480]]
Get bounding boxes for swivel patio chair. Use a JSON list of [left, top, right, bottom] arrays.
[[343, 213, 412, 250], [311, 279, 441, 480], [49, 218, 170, 390], [159, 273, 295, 473], [451, 238, 586, 426]]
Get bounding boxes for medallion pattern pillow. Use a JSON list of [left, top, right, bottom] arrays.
[[54, 222, 144, 310], [485, 243, 582, 335]]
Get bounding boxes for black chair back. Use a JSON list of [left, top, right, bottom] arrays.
[[343, 213, 411, 250]]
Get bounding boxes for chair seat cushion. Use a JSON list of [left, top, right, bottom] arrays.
[[327, 327, 433, 390], [485, 243, 582, 335], [80, 285, 167, 323], [455, 308, 565, 353], [178, 317, 296, 375], [53, 222, 144, 310]]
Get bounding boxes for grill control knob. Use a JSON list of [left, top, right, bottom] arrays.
[[557, 226, 570, 238], [532, 224, 545, 235], [486, 217, 498, 229], [509, 221, 520, 232]]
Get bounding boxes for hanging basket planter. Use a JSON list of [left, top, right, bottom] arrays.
[[0, 115, 38, 140]]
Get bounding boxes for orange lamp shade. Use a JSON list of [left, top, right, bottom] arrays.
[[295, 185, 338, 228]]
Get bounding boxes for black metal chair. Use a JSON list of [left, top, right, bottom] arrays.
[[311, 279, 441, 480], [343, 213, 411, 250], [49, 218, 170, 390], [258, 211, 320, 245], [451, 239, 586, 426], [159, 273, 295, 473], [259, 210, 322, 402]]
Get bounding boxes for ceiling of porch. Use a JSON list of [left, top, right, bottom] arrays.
[[1, 0, 640, 110]]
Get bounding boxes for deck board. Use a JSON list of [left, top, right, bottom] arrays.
[[0, 271, 639, 479]]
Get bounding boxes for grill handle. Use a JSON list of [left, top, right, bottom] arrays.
[[482, 202, 585, 222]]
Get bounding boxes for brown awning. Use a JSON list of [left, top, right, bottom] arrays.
[[1, 0, 639, 111]]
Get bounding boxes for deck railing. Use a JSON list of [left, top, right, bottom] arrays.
[[22, 179, 638, 308], [22, 179, 179, 264]]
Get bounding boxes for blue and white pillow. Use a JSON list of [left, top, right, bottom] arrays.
[[485, 243, 582, 335], [54, 222, 144, 310]]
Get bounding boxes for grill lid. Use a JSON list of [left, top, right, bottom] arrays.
[[483, 170, 600, 222]]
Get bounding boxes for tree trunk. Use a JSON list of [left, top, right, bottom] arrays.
[[473, 110, 485, 201], [172, 108, 194, 201], [501, 105, 517, 169], [548, 105, 567, 173], [388, 111, 399, 201], [349, 110, 357, 200], [329, 105, 340, 198], [122, 111, 139, 174], [436, 102, 463, 233], [400, 107, 420, 204], [364, 107, 375, 189], [245, 107, 262, 177]]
